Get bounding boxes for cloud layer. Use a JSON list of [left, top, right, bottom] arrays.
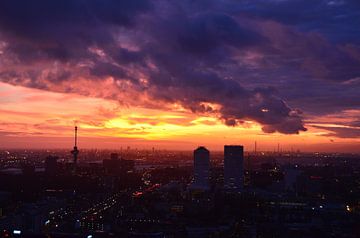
[[0, 0, 360, 136]]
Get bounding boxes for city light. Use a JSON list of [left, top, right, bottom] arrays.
[[0, 0, 359, 237]]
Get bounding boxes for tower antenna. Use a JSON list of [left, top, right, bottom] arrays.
[[71, 126, 79, 173], [75, 126, 77, 147]]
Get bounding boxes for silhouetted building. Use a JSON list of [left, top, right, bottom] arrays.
[[121, 159, 135, 172], [45, 156, 58, 175], [103, 156, 121, 174], [224, 145, 244, 191], [190, 146, 210, 190], [284, 166, 301, 192], [110, 153, 119, 160], [103, 153, 135, 175]]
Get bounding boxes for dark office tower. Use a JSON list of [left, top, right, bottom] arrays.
[[224, 145, 244, 191], [103, 153, 135, 175], [103, 154, 120, 174], [45, 156, 58, 175], [192, 146, 210, 190]]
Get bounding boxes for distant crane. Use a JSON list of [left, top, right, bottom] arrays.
[[71, 126, 79, 172]]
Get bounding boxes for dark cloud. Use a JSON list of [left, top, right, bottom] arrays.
[[177, 13, 266, 54], [235, 0, 360, 44], [0, 0, 151, 35], [0, 0, 360, 135], [0, 0, 151, 62], [313, 126, 360, 138], [350, 120, 360, 127], [278, 77, 360, 114]]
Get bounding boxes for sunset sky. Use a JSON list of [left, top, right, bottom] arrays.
[[0, 0, 359, 152]]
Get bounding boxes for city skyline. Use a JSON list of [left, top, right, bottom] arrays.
[[0, 1, 359, 152], [1, 1, 360, 237], [0, 82, 359, 153]]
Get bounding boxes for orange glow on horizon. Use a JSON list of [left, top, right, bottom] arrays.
[[0, 82, 359, 152]]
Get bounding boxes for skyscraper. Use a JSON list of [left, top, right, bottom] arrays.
[[191, 146, 210, 190], [224, 145, 244, 191], [103, 153, 135, 175]]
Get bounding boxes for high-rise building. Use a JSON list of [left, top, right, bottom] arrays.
[[224, 145, 244, 191], [103, 153, 135, 175], [283, 166, 301, 192], [191, 146, 210, 190], [103, 154, 121, 174]]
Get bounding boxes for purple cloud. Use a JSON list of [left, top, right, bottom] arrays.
[[0, 0, 359, 136], [313, 126, 360, 138]]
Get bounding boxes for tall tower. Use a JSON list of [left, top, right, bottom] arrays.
[[71, 126, 79, 172], [224, 145, 244, 191], [192, 146, 210, 190]]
